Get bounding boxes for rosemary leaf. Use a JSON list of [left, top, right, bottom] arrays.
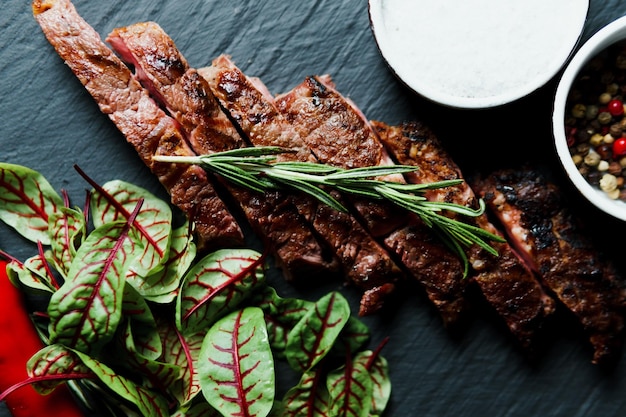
[[323, 165, 418, 180], [153, 148, 505, 276], [272, 177, 347, 212]]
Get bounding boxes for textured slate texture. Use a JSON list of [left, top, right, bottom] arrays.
[[2, 0, 626, 416]]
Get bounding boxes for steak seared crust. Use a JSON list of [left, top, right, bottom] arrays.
[[107, 23, 341, 281], [473, 168, 626, 364], [372, 121, 556, 349], [275, 77, 474, 326], [199, 56, 405, 313], [275, 75, 408, 237], [32, 0, 244, 251]]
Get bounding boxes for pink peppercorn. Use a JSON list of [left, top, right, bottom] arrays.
[[608, 99, 624, 116], [613, 137, 626, 157]]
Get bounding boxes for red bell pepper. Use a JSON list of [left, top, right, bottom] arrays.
[[0, 259, 85, 417]]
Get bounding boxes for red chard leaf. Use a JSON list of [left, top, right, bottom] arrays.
[[121, 284, 161, 360], [198, 307, 275, 417], [285, 291, 351, 373], [72, 348, 170, 417], [48, 206, 143, 354], [27, 344, 93, 395], [0, 163, 63, 244], [135, 222, 196, 303], [158, 319, 204, 405], [170, 401, 221, 417], [176, 248, 265, 334], [6, 256, 57, 294], [331, 317, 371, 357], [326, 359, 372, 417], [354, 349, 391, 416], [254, 286, 314, 356], [281, 366, 330, 417], [48, 206, 87, 277], [117, 320, 181, 396], [89, 179, 173, 276]]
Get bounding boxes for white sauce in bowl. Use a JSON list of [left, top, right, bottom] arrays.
[[369, 0, 589, 108]]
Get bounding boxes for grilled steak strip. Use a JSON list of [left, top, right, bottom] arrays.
[[275, 76, 470, 326], [32, 0, 244, 251], [106, 23, 339, 281], [473, 169, 626, 364], [372, 121, 556, 348], [198, 56, 405, 314]]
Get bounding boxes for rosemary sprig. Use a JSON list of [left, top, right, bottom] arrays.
[[154, 147, 504, 276]]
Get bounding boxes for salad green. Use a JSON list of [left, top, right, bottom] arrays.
[[0, 163, 391, 417]]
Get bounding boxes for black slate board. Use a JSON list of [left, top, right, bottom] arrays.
[[3, 0, 626, 416]]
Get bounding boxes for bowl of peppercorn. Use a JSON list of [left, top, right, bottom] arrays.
[[554, 15, 626, 221]]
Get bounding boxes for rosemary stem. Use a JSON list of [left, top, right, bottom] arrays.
[[152, 150, 504, 277]]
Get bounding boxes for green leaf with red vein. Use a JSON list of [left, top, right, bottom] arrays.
[[72, 348, 170, 417], [118, 319, 182, 394], [254, 286, 313, 357], [281, 366, 330, 417], [47, 214, 142, 354], [27, 344, 93, 395], [0, 163, 63, 244], [90, 179, 172, 277], [171, 401, 221, 417], [136, 222, 196, 303], [48, 206, 87, 277], [6, 256, 57, 294], [158, 320, 204, 405], [354, 350, 390, 416], [122, 284, 161, 360], [176, 248, 265, 334], [326, 359, 372, 417], [198, 307, 275, 417], [331, 317, 371, 357], [285, 291, 351, 373]]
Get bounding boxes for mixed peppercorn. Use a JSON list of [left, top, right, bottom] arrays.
[[565, 40, 626, 201]]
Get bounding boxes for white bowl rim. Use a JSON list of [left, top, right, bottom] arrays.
[[553, 14, 626, 221], [369, 0, 589, 109]]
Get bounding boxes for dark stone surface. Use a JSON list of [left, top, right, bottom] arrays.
[[2, 0, 626, 415]]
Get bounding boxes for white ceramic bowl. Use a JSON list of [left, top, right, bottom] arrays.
[[369, 0, 589, 109], [553, 15, 626, 221]]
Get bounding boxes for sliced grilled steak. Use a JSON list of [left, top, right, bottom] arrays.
[[198, 56, 405, 314], [372, 121, 556, 349], [275, 76, 471, 326], [32, 0, 244, 251], [275, 75, 408, 237], [473, 168, 626, 364], [106, 23, 340, 281]]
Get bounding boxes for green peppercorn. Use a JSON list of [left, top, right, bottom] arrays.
[[586, 104, 600, 119], [572, 103, 587, 118], [598, 111, 613, 124], [600, 92, 613, 104], [608, 83, 621, 95]]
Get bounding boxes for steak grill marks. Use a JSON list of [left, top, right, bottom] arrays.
[[198, 56, 405, 314], [473, 168, 626, 364], [372, 121, 556, 349], [106, 22, 340, 282], [32, 0, 245, 252], [274, 76, 471, 326]]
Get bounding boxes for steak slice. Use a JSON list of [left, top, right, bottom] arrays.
[[107, 23, 340, 281], [473, 168, 626, 364], [275, 76, 470, 326], [32, 0, 244, 251], [198, 56, 405, 314], [372, 120, 556, 349]]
